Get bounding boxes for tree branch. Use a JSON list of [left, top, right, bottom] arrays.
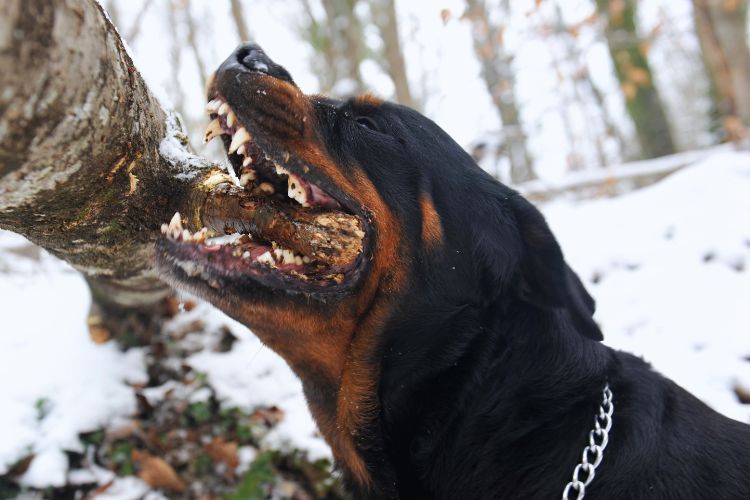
[[0, 0, 220, 316]]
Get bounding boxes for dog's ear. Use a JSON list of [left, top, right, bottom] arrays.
[[509, 195, 603, 341]]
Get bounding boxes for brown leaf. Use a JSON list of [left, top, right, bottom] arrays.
[[735, 384, 750, 404], [251, 405, 285, 427], [204, 437, 240, 474], [87, 315, 111, 344], [440, 8, 451, 25], [132, 450, 186, 492]]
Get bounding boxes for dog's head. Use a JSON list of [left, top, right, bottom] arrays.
[[156, 43, 601, 491]]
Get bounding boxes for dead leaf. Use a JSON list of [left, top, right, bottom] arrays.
[[439, 8, 451, 25], [87, 315, 111, 344], [204, 437, 240, 474], [132, 450, 186, 492], [251, 405, 285, 427], [734, 384, 750, 404]]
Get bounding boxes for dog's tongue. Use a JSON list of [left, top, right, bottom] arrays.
[[200, 183, 364, 268]]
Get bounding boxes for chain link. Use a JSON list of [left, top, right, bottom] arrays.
[[562, 383, 613, 500]]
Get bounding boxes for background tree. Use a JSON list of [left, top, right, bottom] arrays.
[[298, 0, 367, 94], [692, 0, 750, 142], [369, 0, 416, 108], [595, 0, 675, 159], [464, 0, 535, 183]]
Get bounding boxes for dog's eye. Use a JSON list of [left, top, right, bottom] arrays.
[[355, 116, 379, 132]]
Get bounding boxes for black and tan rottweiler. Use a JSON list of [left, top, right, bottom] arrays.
[[156, 44, 750, 499]]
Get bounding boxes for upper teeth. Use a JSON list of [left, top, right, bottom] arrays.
[[206, 99, 222, 113], [229, 127, 251, 153], [203, 99, 324, 209], [204, 118, 224, 143]]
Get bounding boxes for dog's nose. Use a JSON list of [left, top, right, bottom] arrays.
[[231, 43, 295, 85]]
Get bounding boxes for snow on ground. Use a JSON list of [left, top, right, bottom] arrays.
[[0, 149, 748, 490], [545, 150, 750, 423]]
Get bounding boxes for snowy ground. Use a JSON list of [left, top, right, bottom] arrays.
[[0, 150, 748, 494]]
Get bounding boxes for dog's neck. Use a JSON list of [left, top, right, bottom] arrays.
[[374, 298, 612, 498]]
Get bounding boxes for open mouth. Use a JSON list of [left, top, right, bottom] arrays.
[[159, 95, 368, 294]]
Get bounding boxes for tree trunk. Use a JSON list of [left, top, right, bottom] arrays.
[[230, 0, 252, 43], [692, 0, 750, 141], [464, 0, 535, 183], [0, 0, 219, 337], [371, 0, 416, 109], [595, 0, 675, 159], [298, 0, 366, 94]]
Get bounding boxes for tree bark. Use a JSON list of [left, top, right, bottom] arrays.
[[692, 0, 750, 141], [464, 0, 536, 183], [595, 0, 675, 159], [0, 0, 219, 334]]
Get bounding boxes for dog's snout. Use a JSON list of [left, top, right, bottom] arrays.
[[228, 43, 295, 85]]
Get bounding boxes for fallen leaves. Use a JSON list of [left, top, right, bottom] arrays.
[[132, 450, 186, 493]]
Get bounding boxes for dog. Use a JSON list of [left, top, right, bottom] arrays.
[[156, 44, 750, 499]]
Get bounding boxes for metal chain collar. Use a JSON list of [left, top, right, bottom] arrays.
[[561, 383, 614, 500]]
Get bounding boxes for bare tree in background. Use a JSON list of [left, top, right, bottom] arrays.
[[370, 0, 416, 108], [550, 4, 627, 166], [230, 0, 252, 42], [298, 0, 366, 94], [692, 0, 750, 141], [464, 0, 535, 183], [595, 0, 675, 159]]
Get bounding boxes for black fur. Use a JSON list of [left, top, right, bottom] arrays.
[[319, 99, 750, 499], [197, 45, 750, 499]]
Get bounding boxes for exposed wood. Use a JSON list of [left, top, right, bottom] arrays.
[[197, 183, 364, 268]]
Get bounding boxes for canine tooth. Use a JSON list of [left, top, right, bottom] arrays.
[[218, 103, 230, 115], [182, 229, 193, 242], [229, 127, 251, 153], [168, 212, 183, 233], [243, 156, 253, 166], [206, 98, 222, 113], [203, 118, 224, 143], [258, 182, 274, 195], [237, 144, 246, 156], [227, 111, 236, 127]]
